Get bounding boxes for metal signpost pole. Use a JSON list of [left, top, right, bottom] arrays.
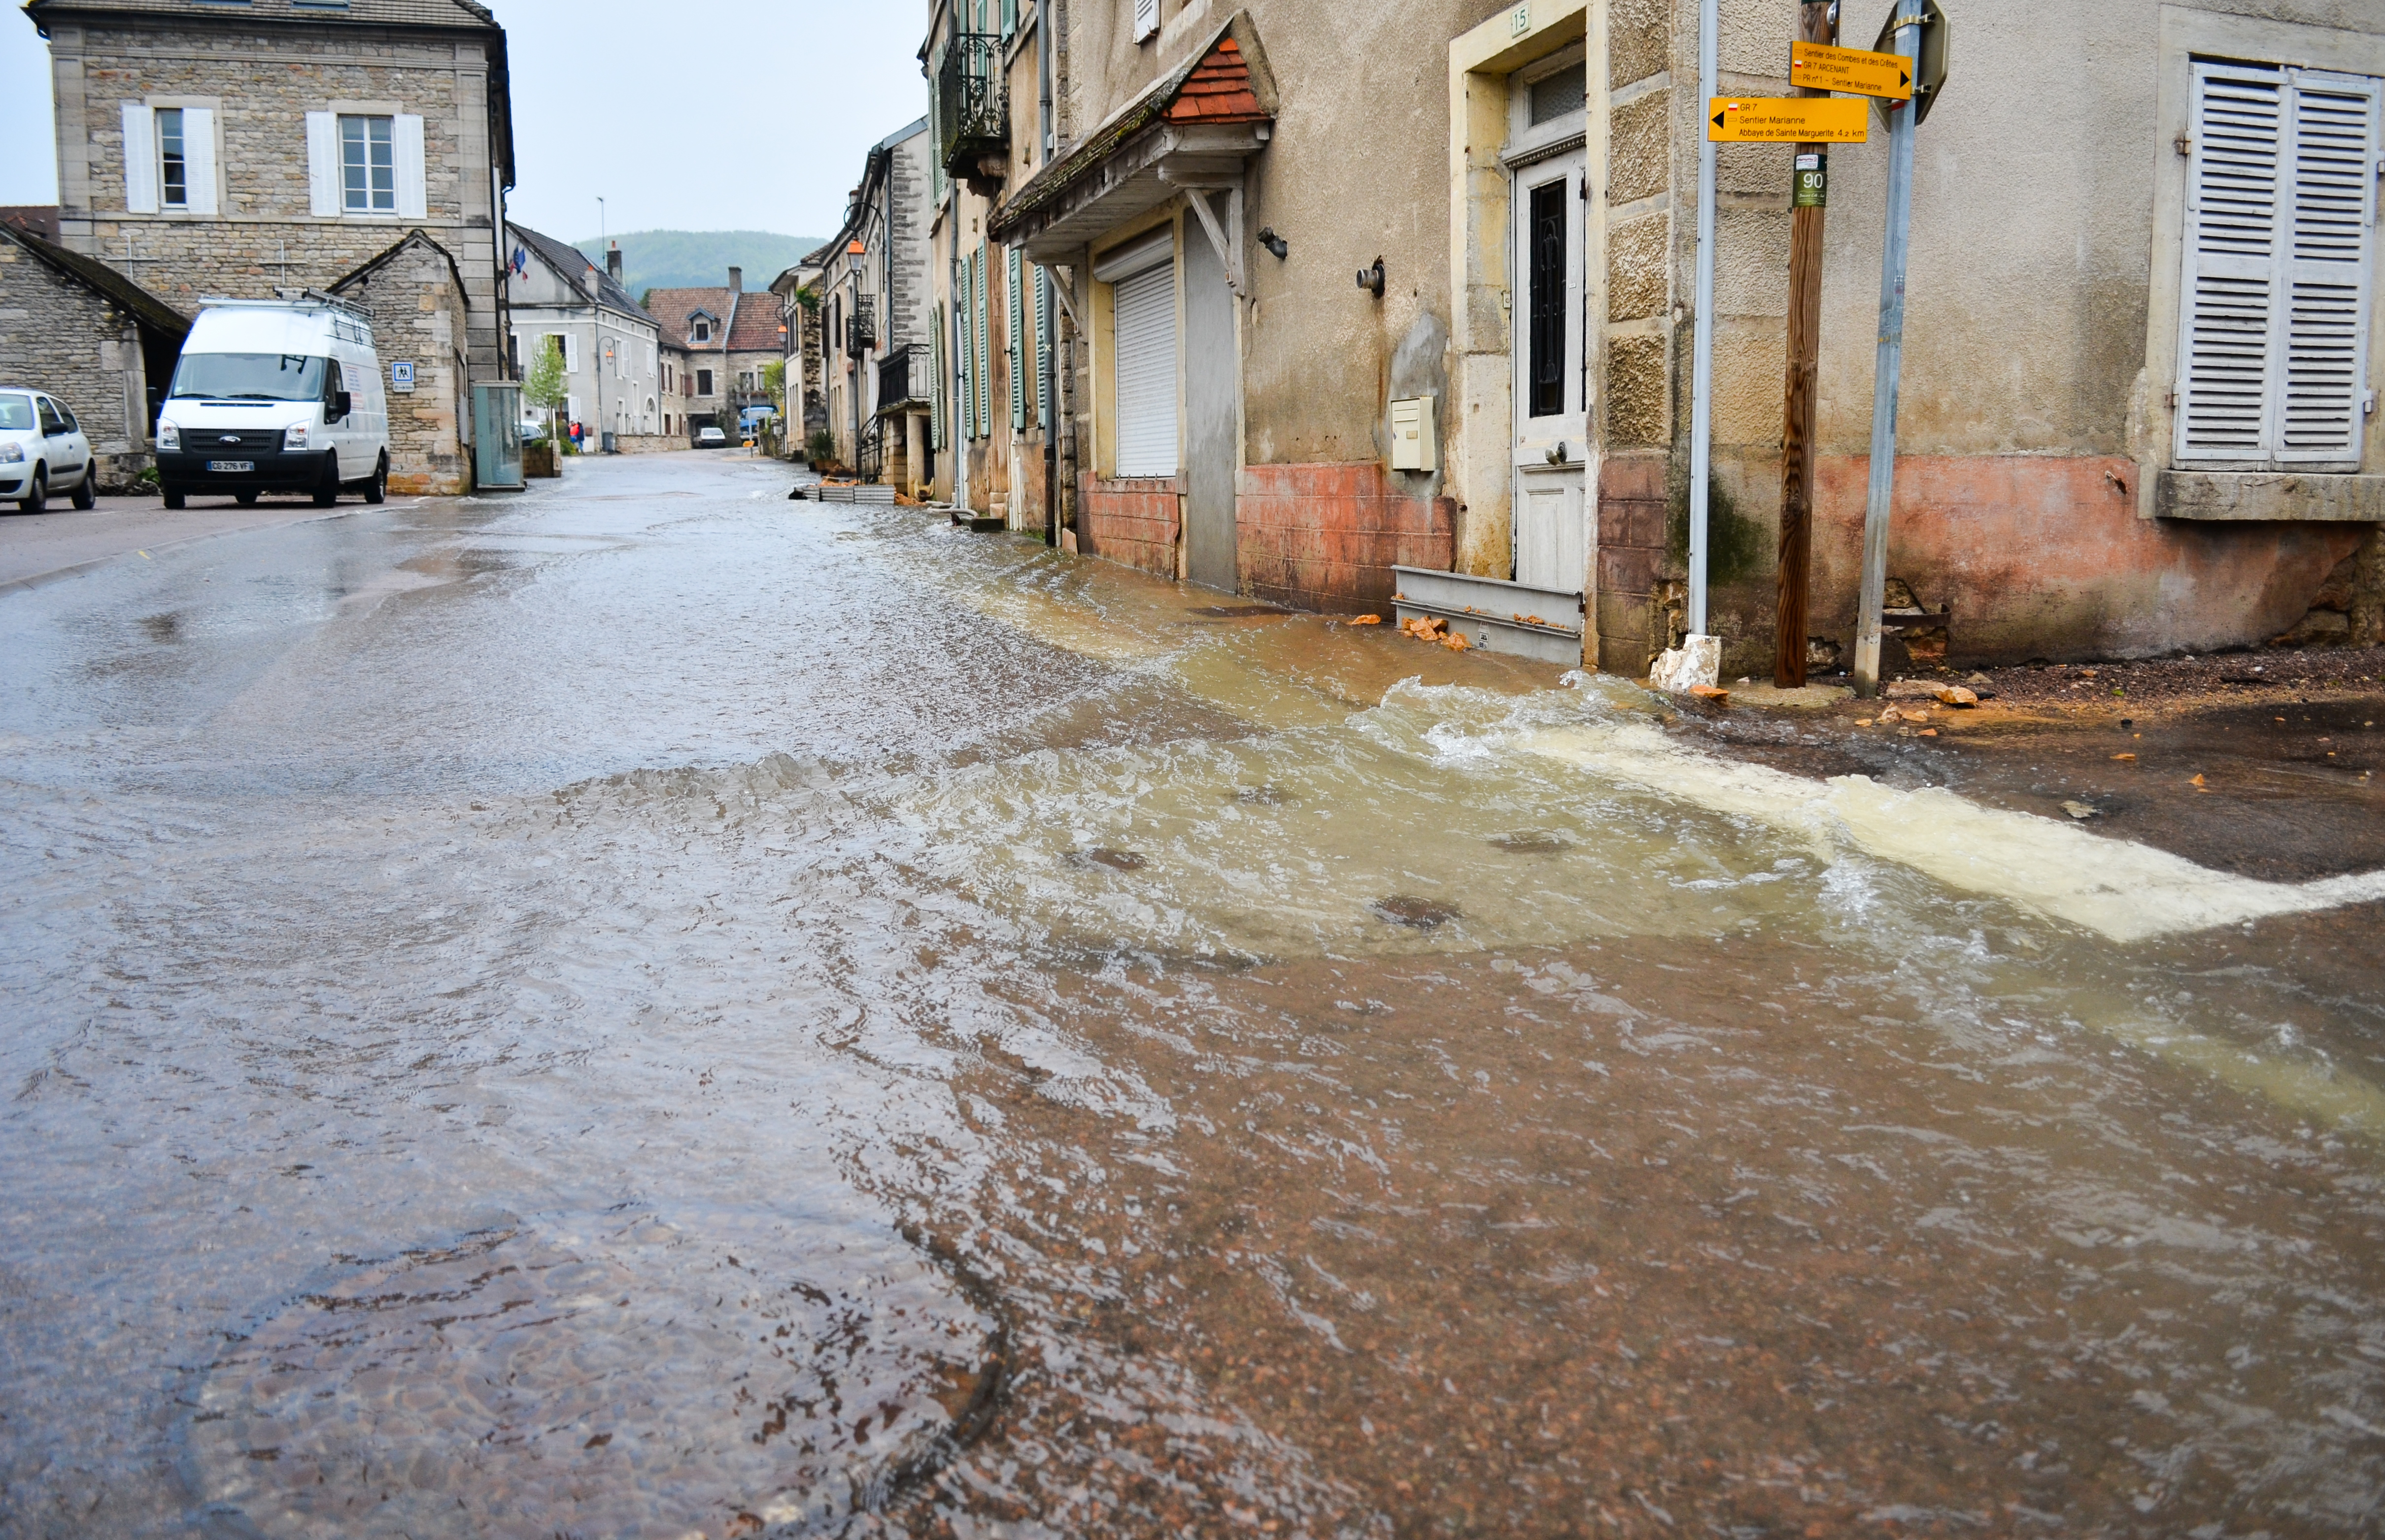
[[1851, 0, 1923, 698], [1686, 0, 1720, 653]]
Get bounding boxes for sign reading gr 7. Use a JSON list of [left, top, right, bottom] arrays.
[[1788, 39, 1914, 100], [1707, 98, 1870, 142]]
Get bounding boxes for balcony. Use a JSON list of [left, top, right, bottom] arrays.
[[844, 295, 877, 359], [936, 31, 1009, 195], [875, 344, 914, 411]]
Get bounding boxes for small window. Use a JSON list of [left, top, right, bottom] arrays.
[[697, 369, 715, 397], [693, 319, 711, 342], [1530, 68, 1586, 127], [158, 108, 188, 209], [340, 115, 395, 213]]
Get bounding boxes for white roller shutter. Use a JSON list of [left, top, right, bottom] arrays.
[[394, 114, 428, 220], [1112, 258, 1178, 478], [122, 103, 157, 214], [2175, 63, 2379, 470], [181, 107, 217, 216], [306, 112, 341, 216]]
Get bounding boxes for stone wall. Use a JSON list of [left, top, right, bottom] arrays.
[[45, 16, 508, 375], [612, 435, 688, 455], [330, 233, 469, 495], [1236, 463, 1455, 615], [0, 240, 157, 491]]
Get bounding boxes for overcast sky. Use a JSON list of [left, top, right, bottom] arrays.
[[0, 1, 925, 240]]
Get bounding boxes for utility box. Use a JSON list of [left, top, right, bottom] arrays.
[[471, 382, 524, 490], [1390, 395, 1438, 473]]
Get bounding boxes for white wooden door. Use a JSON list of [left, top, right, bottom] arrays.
[[1511, 149, 1587, 593]]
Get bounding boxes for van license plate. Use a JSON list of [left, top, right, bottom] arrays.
[[207, 461, 254, 473]]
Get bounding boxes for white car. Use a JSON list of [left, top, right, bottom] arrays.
[[0, 387, 98, 512], [695, 425, 728, 447]]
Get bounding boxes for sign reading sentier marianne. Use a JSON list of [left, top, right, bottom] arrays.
[[1707, 98, 1870, 142], [1788, 40, 1915, 101]]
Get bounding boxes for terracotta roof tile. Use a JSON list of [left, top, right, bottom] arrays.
[[647, 288, 730, 351]]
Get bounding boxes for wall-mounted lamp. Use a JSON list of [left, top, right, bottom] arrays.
[[1256, 227, 1289, 260], [1357, 257, 1386, 298]]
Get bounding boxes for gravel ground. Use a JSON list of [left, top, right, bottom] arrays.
[[1865, 644, 2385, 715]]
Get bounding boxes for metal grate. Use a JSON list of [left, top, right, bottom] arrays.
[[936, 32, 1010, 182]]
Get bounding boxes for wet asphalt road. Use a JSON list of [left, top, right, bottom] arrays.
[[2, 453, 2383, 1539]]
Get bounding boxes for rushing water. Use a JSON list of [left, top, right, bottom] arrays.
[[1, 456, 2381, 1538]]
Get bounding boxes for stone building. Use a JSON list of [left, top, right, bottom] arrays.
[[327, 229, 470, 495], [818, 117, 934, 493], [651, 271, 780, 442], [0, 220, 187, 490], [504, 225, 661, 442], [770, 246, 833, 456], [24, 0, 516, 386], [927, 3, 1062, 528], [965, 0, 2381, 672]]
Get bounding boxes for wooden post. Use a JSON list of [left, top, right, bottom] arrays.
[[1773, 0, 1836, 688]]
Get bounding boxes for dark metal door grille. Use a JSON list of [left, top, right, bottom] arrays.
[[1529, 180, 1567, 419]]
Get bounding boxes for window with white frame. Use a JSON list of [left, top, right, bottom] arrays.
[[341, 116, 396, 212], [158, 109, 187, 209], [306, 111, 425, 219], [2174, 60, 2381, 471], [121, 103, 215, 216]]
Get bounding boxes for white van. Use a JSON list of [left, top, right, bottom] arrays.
[[156, 295, 389, 509]]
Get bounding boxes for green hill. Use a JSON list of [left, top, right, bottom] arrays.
[[572, 230, 829, 302]]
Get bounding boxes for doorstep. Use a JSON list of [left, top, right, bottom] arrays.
[[1391, 567, 1585, 667]]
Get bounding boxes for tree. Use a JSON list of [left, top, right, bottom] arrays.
[[760, 360, 786, 413], [521, 343, 566, 441]]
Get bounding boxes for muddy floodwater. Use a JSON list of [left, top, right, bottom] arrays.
[[3, 455, 2383, 1539]]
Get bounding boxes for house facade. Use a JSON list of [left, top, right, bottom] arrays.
[[770, 246, 832, 457], [650, 270, 781, 443], [25, 0, 516, 389], [505, 226, 661, 442], [928, 0, 1065, 531], [816, 117, 935, 492], [974, 0, 2380, 671]]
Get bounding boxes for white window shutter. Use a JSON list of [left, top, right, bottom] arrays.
[[2276, 70, 2380, 467], [306, 112, 341, 216], [181, 107, 217, 216], [2175, 63, 2283, 466], [563, 333, 579, 374], [1112, 258, 1179, 477], [1133, 0, 1159, 43], [394, 114, 428, 220], [122, 103, 158, 214]]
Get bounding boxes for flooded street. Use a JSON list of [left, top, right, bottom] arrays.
[[3, 453, 2383, 1538]]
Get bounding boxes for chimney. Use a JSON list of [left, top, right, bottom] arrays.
[[728, 266, 743, 294], [607, 242, 623, 281]]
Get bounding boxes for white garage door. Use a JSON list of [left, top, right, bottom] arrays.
[[1112, 259, 1178, 478]]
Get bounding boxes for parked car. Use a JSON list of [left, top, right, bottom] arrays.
[[0, 387, 98, 512], [155, 296, 389, 510], [695, 425, 728, 447], [519, 413, 549, 443]]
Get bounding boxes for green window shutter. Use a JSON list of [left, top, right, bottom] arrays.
[[1000, 0, 1016, 41], [1035, 265, 1051, 431], [930, 303, 947, 452], [1008, 246, 1025, 431], [974, 246, 990, 439], [955, 261, 974, 442]]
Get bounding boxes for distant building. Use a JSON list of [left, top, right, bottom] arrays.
[[505, 226, 661, 441], [814, 117, 934, 493], [0, 220, 187, 490], [650, 268, 782, 443], [770, 247, 833, 457]]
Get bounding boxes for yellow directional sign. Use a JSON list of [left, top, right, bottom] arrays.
[[1707, 98, 1870, 143], [1788, 39, 1914, 100]]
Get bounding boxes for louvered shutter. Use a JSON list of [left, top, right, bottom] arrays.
[[181, 108, 217, 216], [2176, 63, 2380, 470], [1035, 265, 1051, 430], [956, 262, 975, 441], [931, 303, 947, 452], [2278, 70, 2379, 466], [1133, 0, 1160, 44], [1112, 257, 1178, 477], [1008, 246, 1026, 431], [974, 247, 990, 439], [122, 104, 158, 214]]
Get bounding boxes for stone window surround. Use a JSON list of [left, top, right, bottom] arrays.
[[2142, 5, 2385, 523], [322, 100, 410, 221], [127, 96, 223, 217]]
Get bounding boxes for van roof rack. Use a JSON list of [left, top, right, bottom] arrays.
[[196, 290, 371, 318]]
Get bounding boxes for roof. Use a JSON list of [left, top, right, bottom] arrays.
[[328, 227, 468, 308], [875, 116, 929, 155], [0, 206, 60, 239], [724, 291, 787, 353], [647, 288, 731, 351], [24, 0, 499, 28], [990, 16, 1274, 244], [0, 222, 188, 338], [509, 223, 652, 323]]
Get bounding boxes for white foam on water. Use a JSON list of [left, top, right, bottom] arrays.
[[1523, 722, 2385, 944]]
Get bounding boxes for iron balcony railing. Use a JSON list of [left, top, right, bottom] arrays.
[[845, 294, 877, 359], [935, 31, 1009, 183], [876, 344, 913, 409]]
